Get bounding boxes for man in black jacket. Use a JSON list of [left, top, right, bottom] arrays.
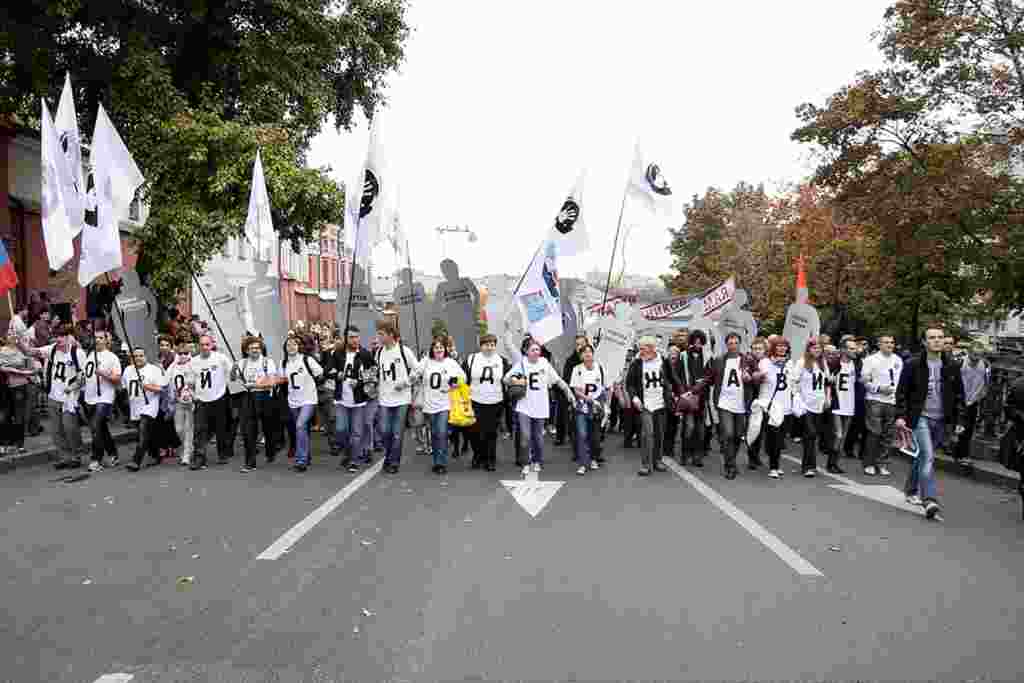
[[329, 326, 377, 473], [895, 324, 965, 521], [625, 335, 680, 476]]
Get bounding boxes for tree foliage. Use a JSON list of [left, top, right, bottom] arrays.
[[0, 0, 410, 303]]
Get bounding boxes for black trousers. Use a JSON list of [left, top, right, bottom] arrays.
[[194, 395, 232, 465], [555, 391, 575, 445], [954, 403, 980, 461], [86, 402, 119, 463], [664, 411, 680, 459], [469, 401, 503, 467], [845, 403, 867, 458], [801, 411, 830, 472], [765, 423, 785, 470], [241, 393, 279, 467], [133, 414, 160, 465]]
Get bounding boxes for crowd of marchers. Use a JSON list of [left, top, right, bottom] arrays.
[[9, 310, 1024, 523]]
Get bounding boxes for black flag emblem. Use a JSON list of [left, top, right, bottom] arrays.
[[360, 168, 380, 218], [645, 163, 672, 196], [554, 198, 580, 234]]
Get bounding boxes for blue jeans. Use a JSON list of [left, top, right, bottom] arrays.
[[428, 411, 449, 466], [380, 404, 409, 466], [290, 405, 316, 466], [574, 412, 597, 466], [517, 413, 545, 465], [335, 403, 367, 464], [364, 400, 382, 450], [905, 416, 942, 502]]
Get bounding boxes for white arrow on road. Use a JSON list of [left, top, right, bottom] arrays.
[[828, 483, 926, 516], [500, 469, 564, 518]]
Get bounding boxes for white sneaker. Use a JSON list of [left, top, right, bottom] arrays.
[[589, 460, 600, 470], [768, 469, 781, 479], [804, 469, 816, 478], [864, 466, 877, 476], [531, 462, 542, 473], [576, 465, 586, 476], [88, 461, 103, 473], [879, 466, 891, 476], [522, 465, 531, 476], [906, 494, 923, 506]]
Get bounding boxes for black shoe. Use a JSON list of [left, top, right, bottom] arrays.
[[54, 460, 69, 470], [431, 464, 441, 474], [637, 467, 651, 476], [692, 460, 704, 468], [924, 501, 940, 520], [384, 464, 399, 474], [747, 459, 761, 470], [554, 440, 565, 446], [438, 465, 447, 475], [125, 462, 141, 472], [470, 459, 481, 470], [826, 464, 845, 474], [725, 469, 737, 480], [485, 463, 497, 472], [623, 441, 635, 449], [216, 458, 230, 465], [346, 462, 360, 473], [292, 464, 307, 473], [595, 456, 606, 464], [653, 463, 667, 473]]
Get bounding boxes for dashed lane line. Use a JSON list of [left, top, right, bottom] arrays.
[[256, 459, 383, 560], [661, 457, 824, 578]]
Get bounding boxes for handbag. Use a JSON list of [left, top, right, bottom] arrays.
[[506, 361, 527, 402], [448, 381, 477, 427]]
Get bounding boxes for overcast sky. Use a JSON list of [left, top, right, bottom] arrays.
[[307, 0, 892, 282]]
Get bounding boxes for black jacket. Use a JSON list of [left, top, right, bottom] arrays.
[[895, 352, 964, 429], [562, 351, 582, 384], [625, 355, 679, 411], [328, 347, 375, 405]]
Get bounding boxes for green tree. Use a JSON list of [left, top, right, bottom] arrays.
[[0, 0, 410, 303]]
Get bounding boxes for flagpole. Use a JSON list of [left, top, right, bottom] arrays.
[[189, 270, 240, 366], [405, 239, 421, 355], [595, 181, 630, 346], [343, 208, 362, 340], [105, 273, 148, 405], [512, 242, 545, 297]]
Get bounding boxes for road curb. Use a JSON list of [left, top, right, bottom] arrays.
[[0, 429, 138, 474]]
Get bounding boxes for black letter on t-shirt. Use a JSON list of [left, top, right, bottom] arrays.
[[776, 373, 788, 392], [528, 371, 541, 391], [290, 372, 301, 391], [430, 372, 443, 390], [480, 366, 494, 384], [726, 369, 740, 387], [644, 371, 662, 390], [200, 369, 212, 390]]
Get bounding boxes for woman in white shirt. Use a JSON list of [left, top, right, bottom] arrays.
[[756, 337, 794, 480], [420, 336, 466, 475], [503, 340, 571, 475], [271, 335, 323, 472], [796, 339, 830, 477], [463, 333, 510, 472], [570, 344, 607, 476]]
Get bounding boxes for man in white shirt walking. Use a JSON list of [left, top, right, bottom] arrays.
[[122, 348, 168, 471], [953, 342, 990, 466], [82, 330, 123, 472], [861, 333, 903, 476], [374, 323, 420, 474], [190, 334, 234, 470]]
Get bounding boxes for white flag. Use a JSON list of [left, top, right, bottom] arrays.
[[548, 170, 589, 257], [627, 140, 674, 214], [347, 118, 388, 268], [514, 239, 564, 344], [54, 72, 86, 235], [243, 150, 273, 258], [79, 104, 145, 287], [40, 99, 76, 271]]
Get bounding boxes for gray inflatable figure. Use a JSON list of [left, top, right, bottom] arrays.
[[111, 268, 159, 360], [336, 262, 378, 347], [715, 289, 758, 354], [436, 258, 480, 357], [244, 260, 288, 364], [394, 266, 433, 356]]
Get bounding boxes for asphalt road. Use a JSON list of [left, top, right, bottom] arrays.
[[1, 428, 1022, 682]]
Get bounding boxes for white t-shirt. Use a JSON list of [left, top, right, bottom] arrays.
[[639, 356, 666, 412], [238, 355, 278, 393], [716, 355, 745, 414], [167, 360, 197, 405], [420, 357, 466, 415], [191, 352, 232, 403], [570, 363, 606, 415], [83, 350, 122, 406], [863, 352, 902, 405], [40, 344, 88, 403], [376, 344, 419, 408], [506, 357, 562, 419], [466, 352, 505, 405], [281, 355, 323, 408], [798, 364, 828, 414], [121, 363, 166, 420], [832, 359, 856, 417], [757, 357, 793, 417], [337, 351, 366, 408]]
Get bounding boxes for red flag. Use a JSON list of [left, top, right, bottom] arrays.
[[0, 239, 19, 295], [795, 255, 808, 304]]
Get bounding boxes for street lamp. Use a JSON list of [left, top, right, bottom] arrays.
[[435, 225, 478, 257]]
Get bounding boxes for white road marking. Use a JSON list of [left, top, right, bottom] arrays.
[[256, 459, 383, 560], [780, 454, 924, 515], [501, 469, 565, 518], [93, 675, 134, 683], [780, 454, 858, 486], [662, 457, 824, 577]]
